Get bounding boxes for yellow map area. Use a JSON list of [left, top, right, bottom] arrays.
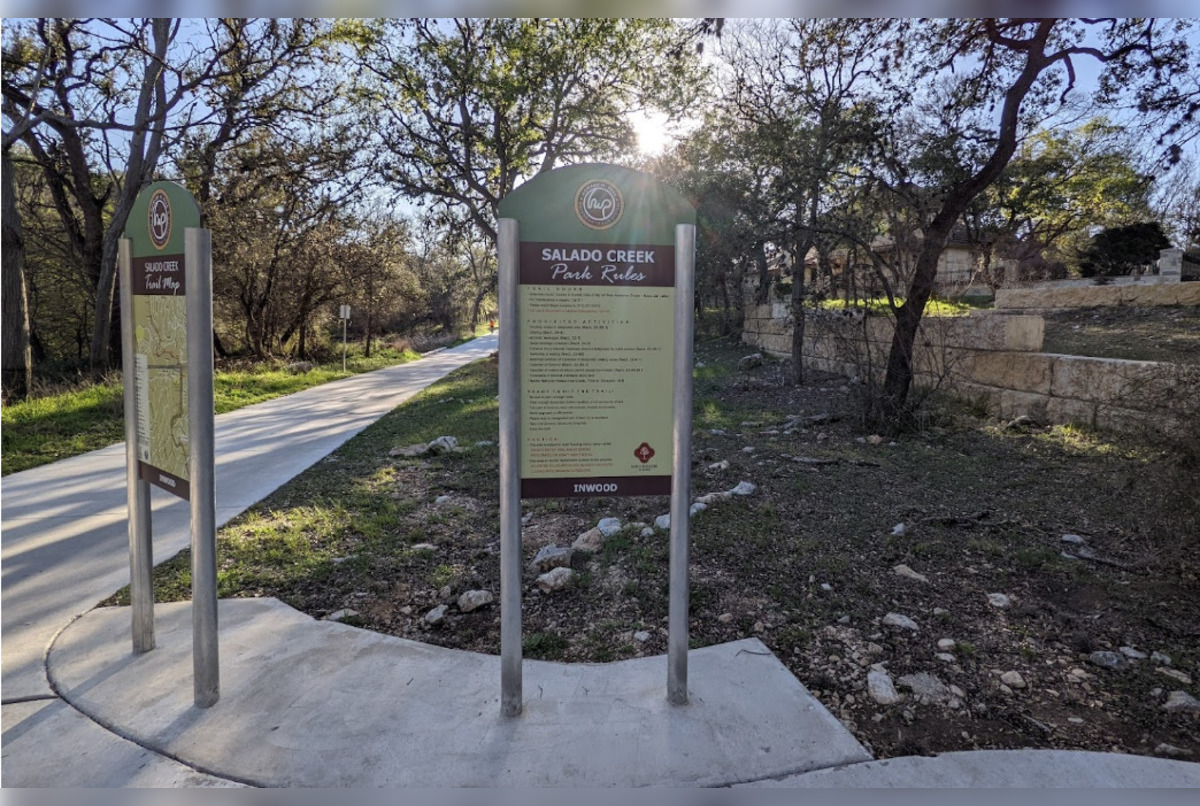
[[133, 295, 189, 481]]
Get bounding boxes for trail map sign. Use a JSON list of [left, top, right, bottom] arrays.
[[125, 182, 201, 499], [120, 180, 219, 707], [498, 164, 696, 498]]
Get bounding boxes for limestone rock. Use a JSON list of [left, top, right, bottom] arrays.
[[891, 523, 908, 536], [892, 564, 929, 583], [640, 527, 654, 538], [987, 592, 1013, 609], [707, 460, 730, 472], [739, 353, 763, 370], [425, 605, 448, 626], [936, 653, 956, 663], [324, 609, 359, 622], [536, 567, 575, 593], [1163, 690, 1200, 714], [410, 543, 436, 552], [1088, 650, 1127, 671], [1152, 651, 1173, 666], [1156, 667, 1193, 685], [868, 667, 902, 705], [1154, 744, 1193, 758], [1061, 534, 1085, 545], [1119, 646, 1148, 660], [882, 612, 919, 631], [718, 612, 734, 624], [427, 435, 458, 455], [597, 517, 622, 537], [390, 443, 429, 458], [689, 502, 707, 517], [730, 481, 757, 496], [529, 545, 574, 573], [457, 589, 494, 613], [937, 638, 957, 651], [1000, 671, 1027, 689], [655, 514, 671, 530], [572, 527, 606, 552], [897, 672, 954, 704], [435, 494, 451, 504], [634, 630, 651, 643]]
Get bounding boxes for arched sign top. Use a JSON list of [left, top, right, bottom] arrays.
[[125, 180, 201, 259], [498, 163, 695, 245]]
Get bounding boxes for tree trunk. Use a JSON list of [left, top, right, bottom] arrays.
[[88, 19, 172, 374], [754, 242, 770, 305], [789, 233, 814, 386], [2, 148, 32, 400], [880, 233, 946, 419]]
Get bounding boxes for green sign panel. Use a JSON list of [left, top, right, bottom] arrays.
[[498, 164, 695, 498], [124, 181, 201, 499]]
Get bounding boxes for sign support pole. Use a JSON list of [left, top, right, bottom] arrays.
[[341, 306, 348, 372], [186, 228, 219, 708], [668, 223, 696, 706], [498, 217, 523, 717], [120, 238, 155, 654]]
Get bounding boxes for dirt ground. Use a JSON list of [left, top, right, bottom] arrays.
[[143, 320, 1200, 763], [215, 339, 1200, 763], [1040, 305, 1200, 364]]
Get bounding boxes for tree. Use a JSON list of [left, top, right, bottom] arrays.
[[1078, 221, 1172, 278], [723, 19, 887, 384], [852, 19, 1195, 422], [2, 145, 31, 398], [977, 118, 1155, 280], [205, 131, 369, 358], [2, 18, 231, 373], [340, 18, 702, 246]]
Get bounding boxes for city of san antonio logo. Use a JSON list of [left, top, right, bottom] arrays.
[[575, 179, 624, 230], [148, 188, 173, 251]]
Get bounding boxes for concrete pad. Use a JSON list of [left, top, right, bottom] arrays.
[[47, 598, 871, 787], [0, 699, 243, 787], [739, 749, 1200, 787]]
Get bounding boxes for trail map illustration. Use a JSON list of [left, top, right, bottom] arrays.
[[134, 294, 189, 495]]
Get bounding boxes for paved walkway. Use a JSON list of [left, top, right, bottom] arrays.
[[3, 331, 1199, 787]]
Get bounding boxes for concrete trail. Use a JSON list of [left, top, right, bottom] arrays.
[[1, 336, 495, 707]]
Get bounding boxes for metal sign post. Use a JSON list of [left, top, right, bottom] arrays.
[[340, 304, 351, 372], [668, 223, 696, 705], [187, 228, 219, 707], [498, 219, 522, 717], [119, 239, 154, 654]]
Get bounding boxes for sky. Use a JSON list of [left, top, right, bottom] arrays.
[[5, 1, 1200, 17]]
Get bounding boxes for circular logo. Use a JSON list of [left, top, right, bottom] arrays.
[[575, 180, 623, 230], [148, 189, 172, 251]]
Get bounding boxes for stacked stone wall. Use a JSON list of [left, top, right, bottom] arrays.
[[742, 304, 1194, 436]]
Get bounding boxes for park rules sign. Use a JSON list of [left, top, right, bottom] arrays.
[[125, 181, 201, 499], [498, 164, 696, 498]]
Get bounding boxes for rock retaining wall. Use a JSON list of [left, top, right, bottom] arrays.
[[995, 282, 1200, 310], [742, 304, 1195, 436]]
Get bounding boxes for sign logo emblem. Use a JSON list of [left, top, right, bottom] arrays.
[[635, 442, 655, 464], [575, 180, 623, 230], [148, 189, 172, 251]]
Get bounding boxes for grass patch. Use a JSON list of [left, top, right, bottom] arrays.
[[814, 297, 976, 317], [2, 341, 424, 475]]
